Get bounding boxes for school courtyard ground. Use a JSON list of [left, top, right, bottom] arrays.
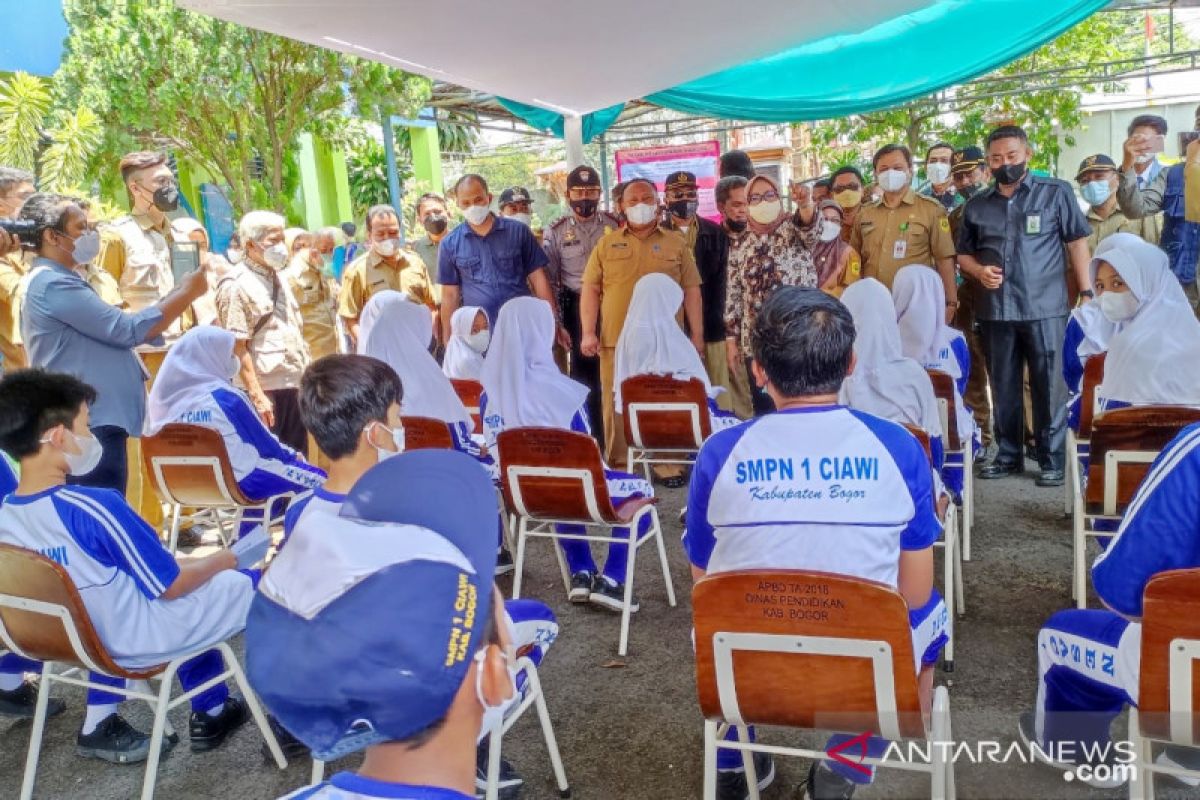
[[1, 464, 1193, 800]]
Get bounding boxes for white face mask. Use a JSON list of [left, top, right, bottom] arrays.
[[506, 212, 532, 228], [474, 648, 519, 744], [748, 200, 781, 225], [466, 329, 491, 354], [69, 230, 101, 265], [42, 428, 103, 476], [926, 162, 951, 185], [366, 421, 405, 462], [818, 219, 842, 242], [227, 248, 243, 263], [1134, 153, 1155, 166], [463, 205, 491, 226], [261, 242, 289, 270], [877, 169, 910, 193], [625, 202, 658, 227], [227, 354, 241, 380], [372, 237, 400, 258], [1098, 290, 1139, 323]]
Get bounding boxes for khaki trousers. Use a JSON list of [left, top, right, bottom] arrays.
[[704, 341, 752, 419], [600, 347, 628, 470]]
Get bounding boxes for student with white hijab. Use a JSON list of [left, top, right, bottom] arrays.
[[481, 295, 654, 612], [145, 326, 326, 533], [442, 305, 490, 380], [1062, 301, 1117, 432], [614, 273, 741, 434]]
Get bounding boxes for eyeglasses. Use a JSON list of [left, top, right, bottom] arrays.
[[748, 191, 779, 204]]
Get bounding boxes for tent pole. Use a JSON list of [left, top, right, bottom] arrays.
[[564, 114, 584, 170], [599, 133, 610, 210]]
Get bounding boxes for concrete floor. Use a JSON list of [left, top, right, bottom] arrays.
[[1, 464, 1195, 800]]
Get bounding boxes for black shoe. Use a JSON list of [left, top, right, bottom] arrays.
[[716, 752, 775, 800], [189, 695, 250, 753], [568, 571, 594, 604], [589, 575, 639, 613], [0, 681, 66, 718], [803, 761, 857, 799], [261, 714, 309, 760], [476, 740, 523, 798], [495, 548, 515, 577], [1035, 469, 1065, 488], [1016, 711, 1126, 789], [977, 460, 1022, 479], [77, 713, 165, 764]]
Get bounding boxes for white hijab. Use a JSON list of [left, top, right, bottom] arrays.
[[1094, 233, 1200, 406], [1069, 301, 1117, 363], [613, 273, 713, 411], [357, 289, 412, 347], [442, 305, 487, 381], [892, 265, 961, 383], [145, 326, 240, 435], [838, 279, 942, 436], [359, 292, 471, 425], [480, 296, 589, 430]]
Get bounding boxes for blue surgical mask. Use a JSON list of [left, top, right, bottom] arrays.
[[1080, 179, 1112, 207]]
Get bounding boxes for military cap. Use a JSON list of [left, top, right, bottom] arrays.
[[1075, 153, 1117, 180], [664, 170, 697, 189], [950, 146, 985, 175], [498, 186, 531, 207]]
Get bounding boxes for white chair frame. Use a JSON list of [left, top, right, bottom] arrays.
[[625, 398, 708, 483], [148, 454, 294, 553], [0, 593, 286, 800], [934, 502, 965, 672], [1128, 636, 1200, 799], [1072, 449, 1158, 608], [933, 395, 975, 562], [505, 464, 677, 657], [700, 630, 955, 800]]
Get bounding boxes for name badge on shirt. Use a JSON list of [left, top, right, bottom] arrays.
[[892, 239, 907, 259], [1025, 214, 1042, 235]]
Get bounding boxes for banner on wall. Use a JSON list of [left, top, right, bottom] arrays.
[[614, 140, 721, 222]]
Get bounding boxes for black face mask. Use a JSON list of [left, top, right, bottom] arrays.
[[423, 214, 448, 235], [726, 218, 747, 232], [668, 199, 698, 219], [992, 162, 1027, 186], [958, 183, 979, 200], [151, 185, 179, 212], [570, 198, 598, 218]]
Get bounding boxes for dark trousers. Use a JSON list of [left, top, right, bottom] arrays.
[[744, 357, 776, 417], [66, 425, 128, 495], [978, 317, 1068, 471], [954, 283, 993, 446], [559, 288, 603, 441], [267, 388, 307, 454]]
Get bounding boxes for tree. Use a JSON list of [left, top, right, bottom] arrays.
[[55, 0, 432, 216], [0, 71, 104, 192]]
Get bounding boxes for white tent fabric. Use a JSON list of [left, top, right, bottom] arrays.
[[179, 0, 933, 116]]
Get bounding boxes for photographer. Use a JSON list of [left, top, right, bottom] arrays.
[[18, 193, 205, 492], [0, 166, 35, 369]]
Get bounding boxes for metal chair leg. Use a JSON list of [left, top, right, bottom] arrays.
[[702, 719, 719, 800], [617, 522, 638, 657], [528, 665, 570, 797], [512, 518, 528, 599], [738, 725, 760, 800], [650, 510, 677, 607], [18, 662, 55, 800], [140, 660, 181, 800], [223, 642, 287, 769]]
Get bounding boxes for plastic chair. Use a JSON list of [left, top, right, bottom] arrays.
[[141, 424, 296, 552], [0, 544, 286, 800], [621, 375, 712, 483], [926, 369, 974, 561], [694, 569, 954, 800], [399, 415, 457, 451], [451, 378, 484, 436], [1066, 353, 1106, 518], [1073, 407, 1200, 607], [496, 427, 676, 656], [1129, 568, 1200, 797]]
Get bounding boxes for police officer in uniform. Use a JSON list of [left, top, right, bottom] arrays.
[[543, 165, 620, 438]]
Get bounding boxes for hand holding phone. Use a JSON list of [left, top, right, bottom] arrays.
[[170, 240, 201, 287]]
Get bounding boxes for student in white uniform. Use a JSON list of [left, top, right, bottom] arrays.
[[481, 295, 654, 611], [443, 305, 490, 380], [1062, 301, 1116, 432], [287, 354, 557, 793], [144, 325, 326, 535], [614, 273, 741, 433], [248, 451, 523, 800], [685, 287, 947, 800], [1020, 421, 1200, 789], [0, 369, 268, 762]]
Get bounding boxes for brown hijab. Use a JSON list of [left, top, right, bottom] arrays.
[[812, 199, 848, 287]]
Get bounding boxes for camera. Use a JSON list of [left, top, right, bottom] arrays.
[[0, 219, 37, 246]]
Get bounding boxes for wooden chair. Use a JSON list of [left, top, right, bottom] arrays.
[[1066, 353, 1107, 518], [451, 378, 484, 436], [926, 369, 974, 561], [1073, 406, 1200, 607], [496, 427, 676, 656], [903, 423, 964, 673], [400, 415, 456, 451], [0, 544, 286, 800], [621, 375, 713, 482], [141, 424, 297, 553], [1129, 568, 1200, 797], [694, 570, 954, 799]]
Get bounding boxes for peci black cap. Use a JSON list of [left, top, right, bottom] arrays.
[[498, 186, 531, 207], [566, 166, 600, 190], [950, 146, 985, 175], [1075, 153, 1117, 180]]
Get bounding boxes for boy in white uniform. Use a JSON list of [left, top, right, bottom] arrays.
[[0, 368, 268, 762], [685, 287, 947, 800]]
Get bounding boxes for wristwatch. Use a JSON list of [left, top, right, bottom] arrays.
[[1078, 290, 1094, 300]]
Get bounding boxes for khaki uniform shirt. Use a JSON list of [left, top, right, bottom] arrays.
[[97, 213, 176, 313], [411, 235, 443, 303], [0, 252, 30, 369], [850, 189, 956, 288], [285, 257, 340, 360], [582, 227, 702, 348], [337, 249, 436, 321], [1085, 204, 1160, 252], [215, 261, 309, 391]]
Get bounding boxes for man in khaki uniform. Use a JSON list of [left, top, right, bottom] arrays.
[[285, 230, 340, 360], [851, 144, 957, 309], [1076, 153, 1159, 251], [338, 204, 436, 345], [580, 178, 704, 469], [0, 166, 35, 369]]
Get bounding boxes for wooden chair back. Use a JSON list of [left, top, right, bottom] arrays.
[[1077, 353, 1107, 440], [450, 379, 484, 435], [925, 369, 961, 451], [496, 427, 622, 525], [0, 544, 162, 680], [140, 423, 254, 507], [902, 423, 933, 462], [1138, 568, 1200, 745], [694, 570, 925, 740], [400, 416, 456, 451], [1085, 407, 1200, 516], [620, 375, 712, 450]]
